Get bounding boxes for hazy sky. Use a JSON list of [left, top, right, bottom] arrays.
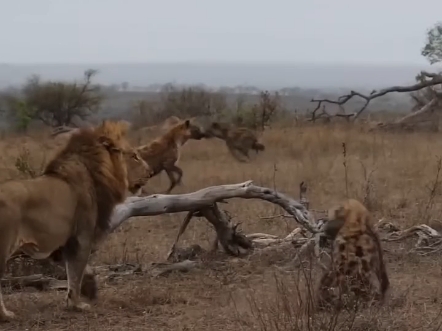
[[1, 0, 442, 65]]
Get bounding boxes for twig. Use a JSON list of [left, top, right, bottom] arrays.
[[421, 156, 442, 223], [342, 142, 349, 199], [259, 214, 294, 220]]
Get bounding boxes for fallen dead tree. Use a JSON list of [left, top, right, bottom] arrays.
[[107, 180, 316, 259], [310, 71, 442, 124], [4, 181, 442, 292]]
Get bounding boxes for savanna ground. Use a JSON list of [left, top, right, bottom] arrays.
[[2, 120, 442, 331]]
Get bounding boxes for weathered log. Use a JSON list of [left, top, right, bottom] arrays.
[[106, 180, 315, 259], [1, 274, 57, 291]]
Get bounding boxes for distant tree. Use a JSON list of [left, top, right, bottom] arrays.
[[1, 69, 102, 127], [234, 91, 280, 130], [121, 81, 129, 91], [13, 100, 34, 132], [422, 22, 442, 64], [159, 84, 227, 118], [408, 22, 442, 114]]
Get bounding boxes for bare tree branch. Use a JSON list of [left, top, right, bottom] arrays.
[[108, 180, 315, 234], [394, 97, 438, 124], [370, 97, 439, 131], [103, 180, 315, 259], [310, 71, 442, 122]]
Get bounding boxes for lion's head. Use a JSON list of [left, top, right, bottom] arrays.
[[50, 121, 153, 196], [124, 149, 154, 195], [44, 119, 151, 233]]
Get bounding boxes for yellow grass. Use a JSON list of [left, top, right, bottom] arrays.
[[2, 123, 442, 330]]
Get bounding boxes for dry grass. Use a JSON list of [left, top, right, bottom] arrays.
[[3, 122, 442, 330]]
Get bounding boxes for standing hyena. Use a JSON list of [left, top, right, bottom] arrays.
[[316, 199, 390, 311], [205, 121, 265, 162], [131, 118, 207, 195]]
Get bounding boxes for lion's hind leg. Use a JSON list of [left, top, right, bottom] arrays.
[[0, 231, 18, 321], [80, 264, 98, 301], [49, 248, 97, 301], [0, 258, 15, 321], [63, 236, 94, 312]]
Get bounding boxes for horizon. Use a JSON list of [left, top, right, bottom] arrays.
[[0, 60, 419, 124], [0, 61, 436, 67], [1, 62, 441, 90]]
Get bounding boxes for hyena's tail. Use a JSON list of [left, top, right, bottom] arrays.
[[372, 228, 390, 300], [252, 141, 265, 152], [379, 259, 390, 298]]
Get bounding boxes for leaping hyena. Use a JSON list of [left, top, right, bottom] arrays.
[[204, 121, 265, 162]]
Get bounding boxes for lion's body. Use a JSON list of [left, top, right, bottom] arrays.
[[205, 122, 265, 162], [0, 177, 76, 259], [317, 199, 390, 311], [0, 120, 150, 321], [134, 118, 206, 194]]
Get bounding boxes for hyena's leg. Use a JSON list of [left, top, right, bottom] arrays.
[[316, 270, 340, 311], [171, 165, 183, 185], [239, 147, 250, 158], [164, 165, 183, 194], [349, 271, 377, 303], [227, 143, 249, 162], [136, 169, 161, 196]]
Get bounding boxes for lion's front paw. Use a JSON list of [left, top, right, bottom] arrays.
[[0, 308, 16, 321]]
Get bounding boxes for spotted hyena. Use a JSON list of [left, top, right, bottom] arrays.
[[204, 121, 265, 162], [316, 199, 390, 311], [132, 118, 207, 194]]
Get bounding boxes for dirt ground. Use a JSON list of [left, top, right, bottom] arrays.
[[2, 122, 442, 330]]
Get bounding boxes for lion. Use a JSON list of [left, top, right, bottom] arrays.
[[316, 199, 390, 311], [204, 121, 265, 162], [0, 120, 151, 321], [134, 117, 207, 194]]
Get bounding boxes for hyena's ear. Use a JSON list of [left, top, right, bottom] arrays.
[[184, 119, 190, 128], [328, 205, 346, 221]]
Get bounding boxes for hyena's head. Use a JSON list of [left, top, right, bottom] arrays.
[[171, 118, 208, 142], [205, 121, 230, 139]]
